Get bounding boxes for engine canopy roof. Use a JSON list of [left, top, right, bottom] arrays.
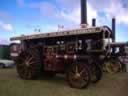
[[10, 26, 113, 41]]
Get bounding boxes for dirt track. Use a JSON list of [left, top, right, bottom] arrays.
[[0, 68, 128, 96]]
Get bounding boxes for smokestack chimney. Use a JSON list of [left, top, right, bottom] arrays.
[[81, 0, 87, 28], [112, 18, 116, 42], [92, 18, 96, 27]]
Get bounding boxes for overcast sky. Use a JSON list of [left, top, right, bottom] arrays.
[[0, 0, 128, 44]]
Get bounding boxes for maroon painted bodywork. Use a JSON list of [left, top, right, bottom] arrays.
[[10, 43, 21, 60]]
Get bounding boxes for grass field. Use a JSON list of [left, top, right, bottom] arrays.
[[0, 68, 128, 96]]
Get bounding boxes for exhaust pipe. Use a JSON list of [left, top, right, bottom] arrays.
[[81, 0, 87, 28], [92, 18, 96, 27], [112, 18, 116, 42], [112, 18, 116, 53]]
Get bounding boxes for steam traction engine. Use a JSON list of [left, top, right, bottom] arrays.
[[10, 26, 113, 88], [10, 0, 128, 89]]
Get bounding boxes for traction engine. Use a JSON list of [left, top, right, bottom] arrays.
[[10, 0, 128, 89]]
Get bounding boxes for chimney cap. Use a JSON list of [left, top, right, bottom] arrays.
[[80, 24, 88, 28]]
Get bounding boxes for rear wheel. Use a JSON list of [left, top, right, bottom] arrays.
[[118, 55, 128, 72], [66, 63, 91, 89], [105, 58, 121, 73], [15, 48, 42, 79]]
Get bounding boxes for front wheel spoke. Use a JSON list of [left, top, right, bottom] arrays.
[[18, 63, 24, 67], [24, 68, 29, 76], [27, 56, 34, 63], [69, 71, 77, 78], [20, 67, 26, 74], [28, 71, 32, 78], [76, 77, 87, 86], [82, 76, 89, 81], [29, 61, 36, 65], [75, 64, 78, 73], [70, 76, 76, 81], [27, 68, 32, 77], [19, 58, 25, 62], [79, 69, 85, 75], [29, 60, 40, 65], [78, 73, 88, 81], [29, 64, 36, 70], [80, 78, 87, 84], [25, 55, 31, 62], [81, 73, 88, 78], [69, 73, 75, 78]]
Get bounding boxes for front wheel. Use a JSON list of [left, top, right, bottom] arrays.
[[91, 63, 102, 83], [66, 63, 91, 89]]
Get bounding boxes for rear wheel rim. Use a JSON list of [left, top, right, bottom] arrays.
[[16, 50, 40, 79], [105, 59, 121, 73]]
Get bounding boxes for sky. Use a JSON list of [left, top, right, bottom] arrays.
[[0, 0, 128, 44]]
